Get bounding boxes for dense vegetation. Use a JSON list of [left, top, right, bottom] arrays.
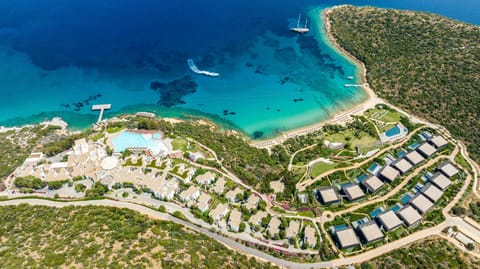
[[0, 205, 278, 269], [328, 6, 480, 161], [0, 125, 60, 182], [358, 237, 480, 269]]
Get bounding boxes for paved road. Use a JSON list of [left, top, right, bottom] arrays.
[[2, 198, 480, 268]]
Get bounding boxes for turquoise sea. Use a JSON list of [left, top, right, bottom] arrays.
[[0, 0, 478, 138]]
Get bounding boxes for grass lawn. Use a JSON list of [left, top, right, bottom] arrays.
[[324, 130, 378, 149], [310, 162, 337, 178], [365, 107, 402, 123], [172, 138, 188, 151], [106, 126, 125, 134], [91, 133, 105, 141]]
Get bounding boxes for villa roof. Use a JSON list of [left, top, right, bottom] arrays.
[[358, 221, 384, 243], [409, 194, 434, 214], [376, 210, 403, 231], [268, 217, 281, 235], [225, 188, 243, 202], [405, 150, 425, 166], [396, 205, 422, 226], [417, 142, 437, 158], [245, 195, 260, 210], [429, 136, 448, 149], [213, 177, 226, 194], [179, 185, 200, 202], [361, 175, 384, 193], [195, 171, 215, 184], [209, 203, 229, 221], [343, 184, 365, 201], [228, 208, 242, 231], [392, 158, 413, 174], [286, 220, 300, 238], [378, 166, 400, 182], [249, 211, 268, 226], [197, 193, 212, 212], [421, 183, 444, 203], [437, 162, 460, 178], [317, 187, 339, 204], [270, 180, 285, 193], [430, 172, 452, 191], [304, 226, 317, 247], [335, 227, 360, 249]]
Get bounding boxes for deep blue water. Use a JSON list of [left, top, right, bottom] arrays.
[[0, 0, 478, 138]]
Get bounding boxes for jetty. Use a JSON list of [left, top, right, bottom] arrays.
[[187, 59, 220, 77], [344, 84, 364, 88], [91, 104, 111, 124]]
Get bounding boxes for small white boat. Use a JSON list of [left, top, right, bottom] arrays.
[[290, 13, 309, 34], [187, 59, 220, 77]]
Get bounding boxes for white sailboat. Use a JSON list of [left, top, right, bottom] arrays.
[[290, 13, 309, 34]]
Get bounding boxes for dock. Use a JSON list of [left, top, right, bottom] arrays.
[[91, 104, 111, 123], [344, 84, 364, 88]]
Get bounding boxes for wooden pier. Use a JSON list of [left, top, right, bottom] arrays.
[[91, 104, 111, 123]]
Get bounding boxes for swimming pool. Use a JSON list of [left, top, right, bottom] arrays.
[[401, 193, 412, 204], [112, 131, 168, 155], [370, 207, 385, 218], [408, 142, 420, 150], [385, 125, 401, 137], [356, 174, 368, 183]]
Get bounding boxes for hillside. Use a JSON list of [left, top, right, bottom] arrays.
[[0, 205, 278, 269], [357, 237, 480, 268], [327, 6, 480, 161]]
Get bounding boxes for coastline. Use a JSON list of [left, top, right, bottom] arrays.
[[250, 6, 380, 148], [2, 5, 379, 146]]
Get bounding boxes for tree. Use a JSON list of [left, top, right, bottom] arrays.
[[467, 243, 475, 251], [239, 222, 246, 232]]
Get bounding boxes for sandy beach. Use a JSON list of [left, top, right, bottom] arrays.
[[251, 6, 381, 148]]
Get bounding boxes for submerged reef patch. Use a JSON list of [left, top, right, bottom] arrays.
[[150, 76, 198, 107]]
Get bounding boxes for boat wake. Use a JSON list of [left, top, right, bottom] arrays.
[[187, 59, 220, 77]]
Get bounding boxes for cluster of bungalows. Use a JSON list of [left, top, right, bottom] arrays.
[[315, 134, 450, 206], [333, 160, 459, 250]]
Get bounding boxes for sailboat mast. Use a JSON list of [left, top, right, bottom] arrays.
[[297, 13, 301, 28], [304, 17, 308, 28]]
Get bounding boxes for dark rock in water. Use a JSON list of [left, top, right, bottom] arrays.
[[294, 99, 298, 103], [229, 112, 236, 115], [224, 109, 228, 113], [299, 89, 304, 92], [266, 107, 270, 110], [254, 65, 266, 75], [245, 62, 253, 68], [274, 47, 297, 63], [263, 37, 280, 48], [150, 75, 198, 107], [97, 94, 102, 98], [74, 108, 80, 111], [198, 103, 204, 106], [253, 131, 264, 139], [277, 109, 281, 112], [284, 77, 290, 81]]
